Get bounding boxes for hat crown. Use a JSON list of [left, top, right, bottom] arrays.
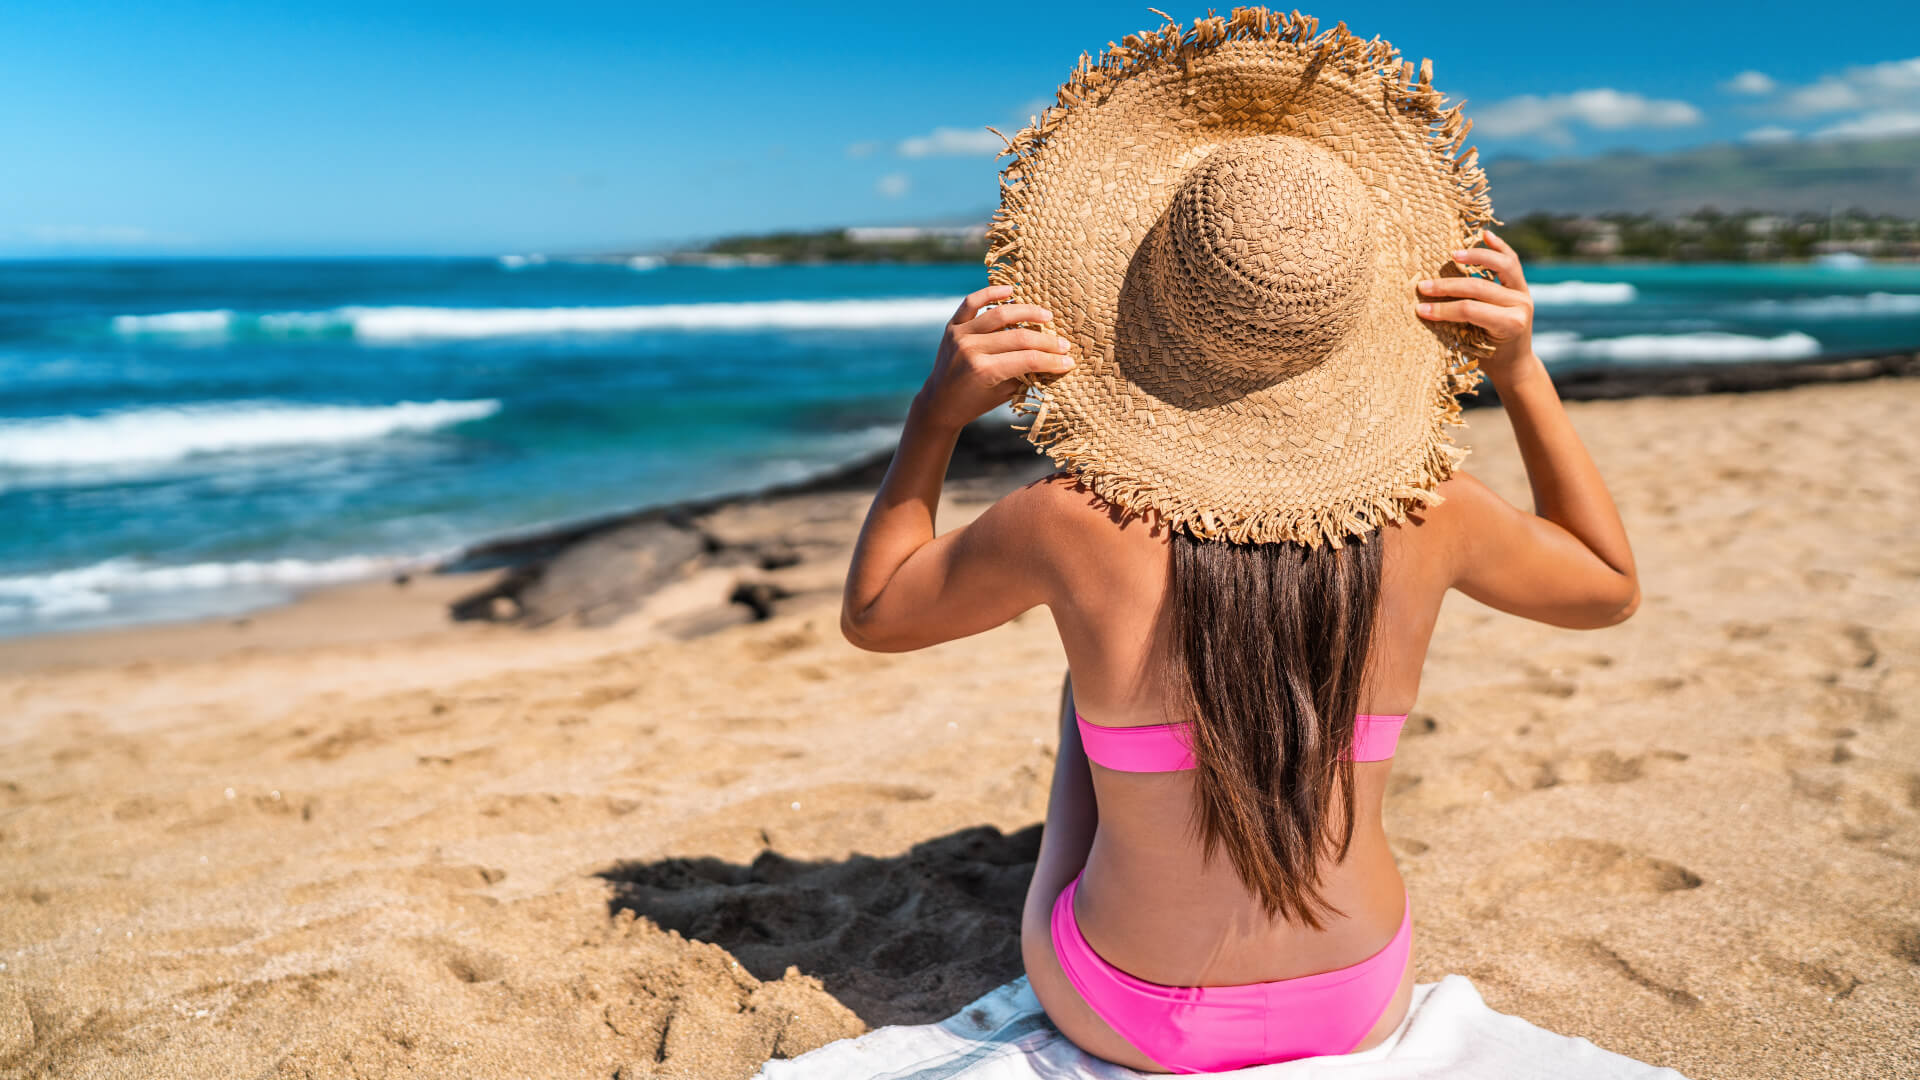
[[1148, 135, 1376, 383]]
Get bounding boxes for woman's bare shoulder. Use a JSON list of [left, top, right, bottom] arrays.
[[984, 472, 1171, 582], [1383, 471, 1504, 581], [1003, 471, 1168, 536], [1420, 469, 1507, 534]]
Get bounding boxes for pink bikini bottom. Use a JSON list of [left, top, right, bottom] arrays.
[[1049, 874, 1412, 1073]]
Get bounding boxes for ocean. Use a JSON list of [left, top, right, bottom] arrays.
[[3, 257, 1918, 637]]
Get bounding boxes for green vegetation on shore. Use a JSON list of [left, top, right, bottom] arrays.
[[1499, 209, 1920, 263], [687, 210, 1920, 266], [700, 225, 986, 264]]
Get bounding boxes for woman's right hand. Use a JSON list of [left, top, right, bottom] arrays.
[[1413, 230, 1540, 382], [917, 284, 1075, 432]]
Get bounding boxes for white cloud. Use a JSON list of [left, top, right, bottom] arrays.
[[1725, 70, 1777, 95], [897, 127, 1005, 158], [1474, 88, 1703, 146], [1743, 125, 1798, 144], [875, 172, 911, 199], [1812, 109, 1920, 140], [1787, 80, 1866, 113], [1783, 56, 1920, 114], [845, 140, 879, 159]]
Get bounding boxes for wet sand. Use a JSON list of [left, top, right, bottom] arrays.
[[3, 377, 1918, 1078]]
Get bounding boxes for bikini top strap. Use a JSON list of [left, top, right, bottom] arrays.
[[1076, 712, 1408, 772]]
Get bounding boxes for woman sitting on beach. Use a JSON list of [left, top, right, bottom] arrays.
[[841, 12, 1637, 1073]]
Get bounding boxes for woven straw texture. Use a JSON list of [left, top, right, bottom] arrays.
[[989, 8, 1495, 546]]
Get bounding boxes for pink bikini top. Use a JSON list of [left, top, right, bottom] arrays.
[[1075, 713, 1406, 772]]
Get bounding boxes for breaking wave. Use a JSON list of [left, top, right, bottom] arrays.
[[108, 297, 959, 342], [0, 554, 424, 622], [1534, 330, 1821, 364], [0, 399, 500, 468], [1527, 281, 1638, 305], [1743, 292, 1920, 318]]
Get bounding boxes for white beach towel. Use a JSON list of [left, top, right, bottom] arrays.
[[757, 975, 1686, 1080]]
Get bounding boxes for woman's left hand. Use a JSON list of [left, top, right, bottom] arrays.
[[1413, 230, 1538, 381], [918, 284, 1075, 431]]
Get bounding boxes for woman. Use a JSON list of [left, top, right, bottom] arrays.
[[841, 11, 1637, 1074]]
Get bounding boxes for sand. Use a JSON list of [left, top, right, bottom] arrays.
[[2, 378, 1917, 1079]]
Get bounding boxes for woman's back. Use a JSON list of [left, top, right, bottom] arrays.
[[1031, 473, 1436, 987]]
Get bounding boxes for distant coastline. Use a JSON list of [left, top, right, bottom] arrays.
[[591, 209, 1919, 268]]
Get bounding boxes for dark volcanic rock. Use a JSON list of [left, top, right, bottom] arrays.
[[728, 581, 791, 622], [1538, 350, 1920, 403], [485, 521, 707, 628]]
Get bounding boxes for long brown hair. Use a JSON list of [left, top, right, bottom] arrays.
[[1166, 531, 1384, 929]]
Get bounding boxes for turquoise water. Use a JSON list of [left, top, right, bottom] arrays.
[[2, 257, 1916, 635]]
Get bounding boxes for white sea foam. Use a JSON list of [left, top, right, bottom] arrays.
[[108, 297, 959, 343], [1743, 292, 1920, 318], [1535, 330, 1821, 363], [0, 399, 501, 468], [0, 554, 425, 622], [1527, 281, 1638, 305], [111, 309, 237, 335], [339, 298, 958, 340]]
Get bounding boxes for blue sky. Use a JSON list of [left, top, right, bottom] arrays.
[[2, 0, 1916, 255]]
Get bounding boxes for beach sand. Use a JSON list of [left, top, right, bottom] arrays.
[[3, 378, 1917, 1079]]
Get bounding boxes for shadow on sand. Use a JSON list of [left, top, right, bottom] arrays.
[[597, 824, 1043, 1028]]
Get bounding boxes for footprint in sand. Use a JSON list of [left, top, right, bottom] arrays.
[[1768, 722, 1920, 860], [1882, 924, 1920, 966], [1470, 838, 1703, 907], [1758, 953, 1863, 1000], [436, 943, 509, 984], [1396, 747, 1685, 811], [1577, 938, 1703, 1009]]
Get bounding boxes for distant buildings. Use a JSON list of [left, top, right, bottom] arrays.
[[613, 210, 1918, 267], [844, 225, 988, 245], [688, 224, 993, 264], [1503, 209, 1920, 262]]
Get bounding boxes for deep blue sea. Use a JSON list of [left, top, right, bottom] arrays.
[[3, 256, 1918, 637]]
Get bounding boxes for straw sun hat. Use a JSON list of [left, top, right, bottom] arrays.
[[988, 8, 1496, 547]]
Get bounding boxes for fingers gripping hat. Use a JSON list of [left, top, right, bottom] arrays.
[[989, 8, 1496, 547]]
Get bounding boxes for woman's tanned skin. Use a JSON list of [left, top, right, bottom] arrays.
[[842, 231, 1637, 1071]]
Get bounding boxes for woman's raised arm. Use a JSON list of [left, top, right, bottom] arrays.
[[1417, 231, 1640, 629], [840, 285, 1077, 652]]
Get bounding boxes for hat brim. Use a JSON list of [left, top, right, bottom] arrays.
[[990, 10, 1493, 546]]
